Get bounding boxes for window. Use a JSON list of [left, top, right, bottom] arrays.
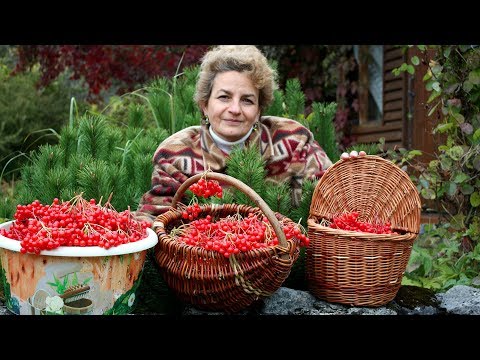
[[353, 45, 383, 124]]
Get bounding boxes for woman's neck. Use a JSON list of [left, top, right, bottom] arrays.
[[209, 126, 253, 154]]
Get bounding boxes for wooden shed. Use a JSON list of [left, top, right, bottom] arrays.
[[350, 45, 443, 220], [351, 45, 440, 164]]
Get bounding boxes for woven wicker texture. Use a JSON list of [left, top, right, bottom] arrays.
[[306, 155, 421, 307], [153, 173, 300, 313]]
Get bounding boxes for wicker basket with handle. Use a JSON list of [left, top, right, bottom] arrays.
[[153, 172, 301, 313], [306, 155, 421, 307]]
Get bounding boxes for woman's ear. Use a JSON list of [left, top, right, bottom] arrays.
[[201, 103, 208, 117]]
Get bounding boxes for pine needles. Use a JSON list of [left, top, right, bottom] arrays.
[[310, 102, 339, 162], [225, 144, 266, 207], [225, 144, 315, 223], [14, 115, 156, 212]]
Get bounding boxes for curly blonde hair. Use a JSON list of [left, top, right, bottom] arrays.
[[194, 45, 278, 112]]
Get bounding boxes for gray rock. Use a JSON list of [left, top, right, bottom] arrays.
[[438, 285, 480, 315], [394, 305, 440, 315], [261, 287, 398, 315], [180, 284, 477, 316], [261, 287, 317, 315]]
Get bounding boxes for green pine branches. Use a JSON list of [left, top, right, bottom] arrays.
[[225, 144, 316, 224], [14, 115, 158, 212], [225, 144, 266, 207], [285, 78, 305, 119], [309, 102, 339, 162]]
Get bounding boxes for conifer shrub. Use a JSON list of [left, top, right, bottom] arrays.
[[12, 115, 168, 213]]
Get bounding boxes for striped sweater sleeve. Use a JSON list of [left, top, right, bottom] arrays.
[[135, 127, 205, 224]]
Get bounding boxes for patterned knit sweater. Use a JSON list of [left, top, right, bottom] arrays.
[[135, 116, 332, 223]]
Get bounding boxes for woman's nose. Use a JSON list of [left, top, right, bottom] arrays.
[[228, 100, 241, 114]]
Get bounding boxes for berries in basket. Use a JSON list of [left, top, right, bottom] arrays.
[[153, 172, 308, 313], [306, 155, 422, 307]]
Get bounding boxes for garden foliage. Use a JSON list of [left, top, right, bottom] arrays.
[[390, 45, 480, 291], [0, 64, 87, 182]]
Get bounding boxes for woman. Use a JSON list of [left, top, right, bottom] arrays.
[[135, 45, 333, 224]]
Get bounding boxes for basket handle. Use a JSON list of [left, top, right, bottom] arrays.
[[172, 172, 288, 248]]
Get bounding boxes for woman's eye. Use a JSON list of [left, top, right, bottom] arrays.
[[218, 95, 229, 100], [242, 98, 253, 104]]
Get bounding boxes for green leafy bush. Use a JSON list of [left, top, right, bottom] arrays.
[[389, 46, 480, 291], [0, 66, 88, 181]]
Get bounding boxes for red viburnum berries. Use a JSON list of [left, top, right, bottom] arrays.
[[173, 212, 309, 258], [0, 195, 150, 254], [329, 211, 395, 234], [178, 177, 307, 258], [189, 178, 223, 199]]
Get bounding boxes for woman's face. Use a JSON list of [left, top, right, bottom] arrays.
[[202, 71, 260, 142]]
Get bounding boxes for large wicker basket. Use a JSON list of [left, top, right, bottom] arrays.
[[306, 155, 421, 307], [153, 173, 301, 313]]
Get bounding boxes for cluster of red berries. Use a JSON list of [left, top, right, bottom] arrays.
[[175, 212, 309, 258], [329, 211, 394, 234], [189, 178, 223, 198], [0, 196, 150, 254], [181, 203, 202, 221]]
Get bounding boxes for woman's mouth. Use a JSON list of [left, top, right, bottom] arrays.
[[223, 119, 243, 125]]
